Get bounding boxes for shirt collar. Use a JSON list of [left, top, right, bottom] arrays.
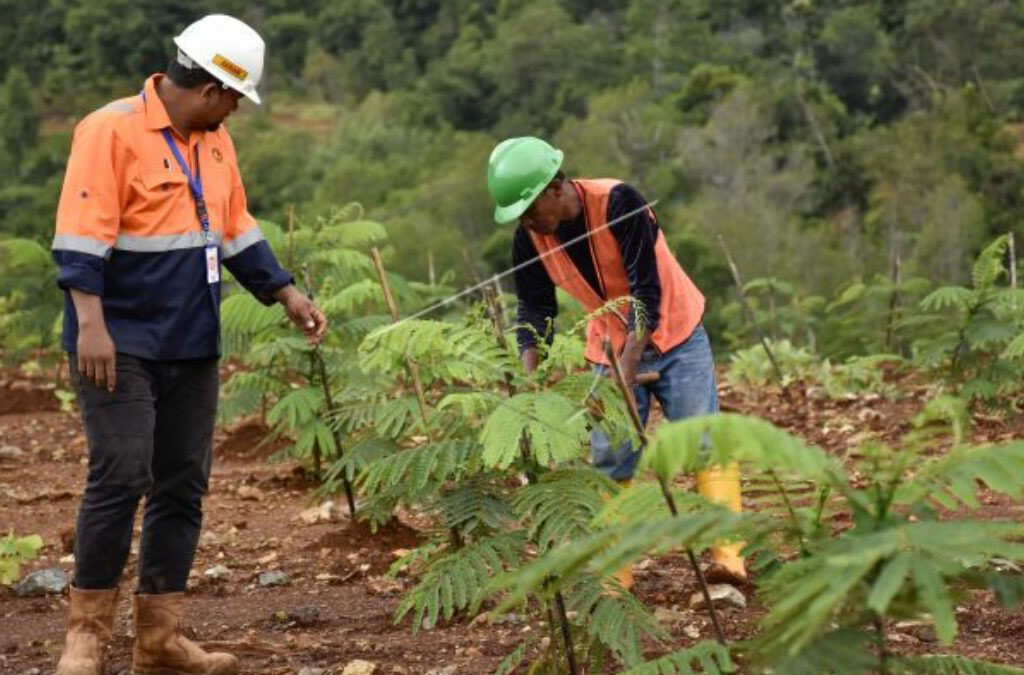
[[143, 74, 173, 131]]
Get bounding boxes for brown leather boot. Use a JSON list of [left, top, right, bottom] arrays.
[[56, 586, 120, 675], [132, 592, 238, 675]]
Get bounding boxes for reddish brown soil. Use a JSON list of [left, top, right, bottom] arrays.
[[2, 374, 1024, 673]]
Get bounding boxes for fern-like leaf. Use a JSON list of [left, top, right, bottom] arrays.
[[480, 391, 590, 469], [894, 654, 1024, 674], [621, 641, 736, 674], [396, 532, 526, 631]]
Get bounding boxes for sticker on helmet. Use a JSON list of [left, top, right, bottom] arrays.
[[213, 54, 248, 81]]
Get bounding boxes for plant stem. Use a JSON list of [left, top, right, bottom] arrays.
[[873, 614, 889, 675], [717, 235, 788, 396], [603, 339, 728, 646], [302, 266, 357, 517], [307, 354, 323, 481], [554, 587, 580, 675], [767, 469, 808, 556]]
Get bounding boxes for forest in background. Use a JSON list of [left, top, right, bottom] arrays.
[[4, 0, 1024, 355]]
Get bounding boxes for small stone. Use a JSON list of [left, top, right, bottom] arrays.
[[341, 660, 378, 675], [688, 584, 746, 610], [59, 554, 75, 565], [204, 565, 231, 581], [895, 620, 938, 643], [15, 568, 70, 597], [258, 552, 279, 565], [653, 606, 687, 627], [290, 606, 321, 626], [0, 445, 25, 460], [425, 667, 457, 675], [237, 485, 263, 501], [366, 575, 402, 595], [297, 668, 325, 675], [258, 571, 290, 587], [463, 646, 483, 659], [683, 624, 701, 639]]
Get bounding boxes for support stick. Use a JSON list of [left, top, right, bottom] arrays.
[[885, 250, 901, 352], [1010, 232, 1018, 312], [482, 292, 577, 673], [716, 235, 787, 393], [302, 267, 357, 517], [370, 247, 432, 436], [603, 339, 728, 646]]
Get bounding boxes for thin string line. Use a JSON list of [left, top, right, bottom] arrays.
[[375, 199, 659, 334]]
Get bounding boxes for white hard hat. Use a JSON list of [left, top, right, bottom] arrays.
[[173, 14, 265, 105]]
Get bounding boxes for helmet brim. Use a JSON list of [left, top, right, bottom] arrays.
[[492, 149, 563, 225]]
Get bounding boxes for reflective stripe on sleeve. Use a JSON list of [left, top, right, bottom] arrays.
[[51, 233, 113, 258], [221, 226, 265, 259]]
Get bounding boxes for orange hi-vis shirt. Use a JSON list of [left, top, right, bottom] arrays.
[[52, 74, 292, 360]]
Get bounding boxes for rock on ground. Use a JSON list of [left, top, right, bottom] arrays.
[[688, 583, 746, 610], [15, 568, 69, 597], [341, 660, 378, 675]]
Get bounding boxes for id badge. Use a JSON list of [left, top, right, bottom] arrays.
[[205, 245, 220, 284]]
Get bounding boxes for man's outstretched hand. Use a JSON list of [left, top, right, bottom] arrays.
[[274, 285, 328, 345]]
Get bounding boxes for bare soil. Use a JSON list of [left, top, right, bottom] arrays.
[[2, 373, 1024, 673]]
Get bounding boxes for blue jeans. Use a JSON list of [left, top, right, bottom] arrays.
[[591, 323, 719, 481]]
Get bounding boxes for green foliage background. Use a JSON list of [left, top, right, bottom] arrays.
[[4, 0, 1024, 358]]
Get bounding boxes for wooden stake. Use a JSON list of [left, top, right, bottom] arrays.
[[370, 247, 432, 437], [1010, 231, 1018, 296], [885, 249, 902, 353], [481, 285, 577, 673], [603, 339, 728, 646], [287, 205, 296, 270], [716, 235, 787, 393]]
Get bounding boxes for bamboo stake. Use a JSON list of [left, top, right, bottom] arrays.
[[1010, 232, 1018, 311], [301, 267, 357, 517], [370, 248, 464, 547], [885, 250, 902, 353], [370, 247, 432, 436], [603, 339, 728, 646], [716, 235, 787, 393], [287, 205, 296, 271], [482, 289, 578, 675]]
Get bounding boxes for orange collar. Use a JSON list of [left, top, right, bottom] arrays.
[[143, 74, 173, 132]]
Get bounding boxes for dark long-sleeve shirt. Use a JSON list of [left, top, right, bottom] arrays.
[[513, 183, 661, 352]]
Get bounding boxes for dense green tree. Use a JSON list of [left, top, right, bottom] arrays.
[[0, 67, 38, 171]]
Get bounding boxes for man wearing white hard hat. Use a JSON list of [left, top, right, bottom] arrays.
[[52, 15, 325, 675]]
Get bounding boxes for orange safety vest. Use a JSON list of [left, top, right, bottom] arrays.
[[527, 179, 706, 365]]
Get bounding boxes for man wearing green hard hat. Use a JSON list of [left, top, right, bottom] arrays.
[[487, 136, 747, 588]]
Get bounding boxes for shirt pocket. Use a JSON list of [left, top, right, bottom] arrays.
[[137, 170, 191, 212], [121, 171, 191, 234]]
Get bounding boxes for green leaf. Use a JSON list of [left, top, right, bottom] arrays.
[[867, 552, 912, 614], [620, 641, 735, 674], [644, 413, 846, 486], [480, 392, 589, 469]]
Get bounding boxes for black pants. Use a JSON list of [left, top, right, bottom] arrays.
[[69, 353, 218, 593]]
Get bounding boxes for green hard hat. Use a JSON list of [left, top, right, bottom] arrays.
[[487, 137, 564, 225]]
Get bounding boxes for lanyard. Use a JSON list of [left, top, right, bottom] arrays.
[[160, 129, 214, 245]]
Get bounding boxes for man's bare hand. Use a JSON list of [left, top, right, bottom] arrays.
[[70, 289, 117, 392], [275, 285, 327, 345]]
